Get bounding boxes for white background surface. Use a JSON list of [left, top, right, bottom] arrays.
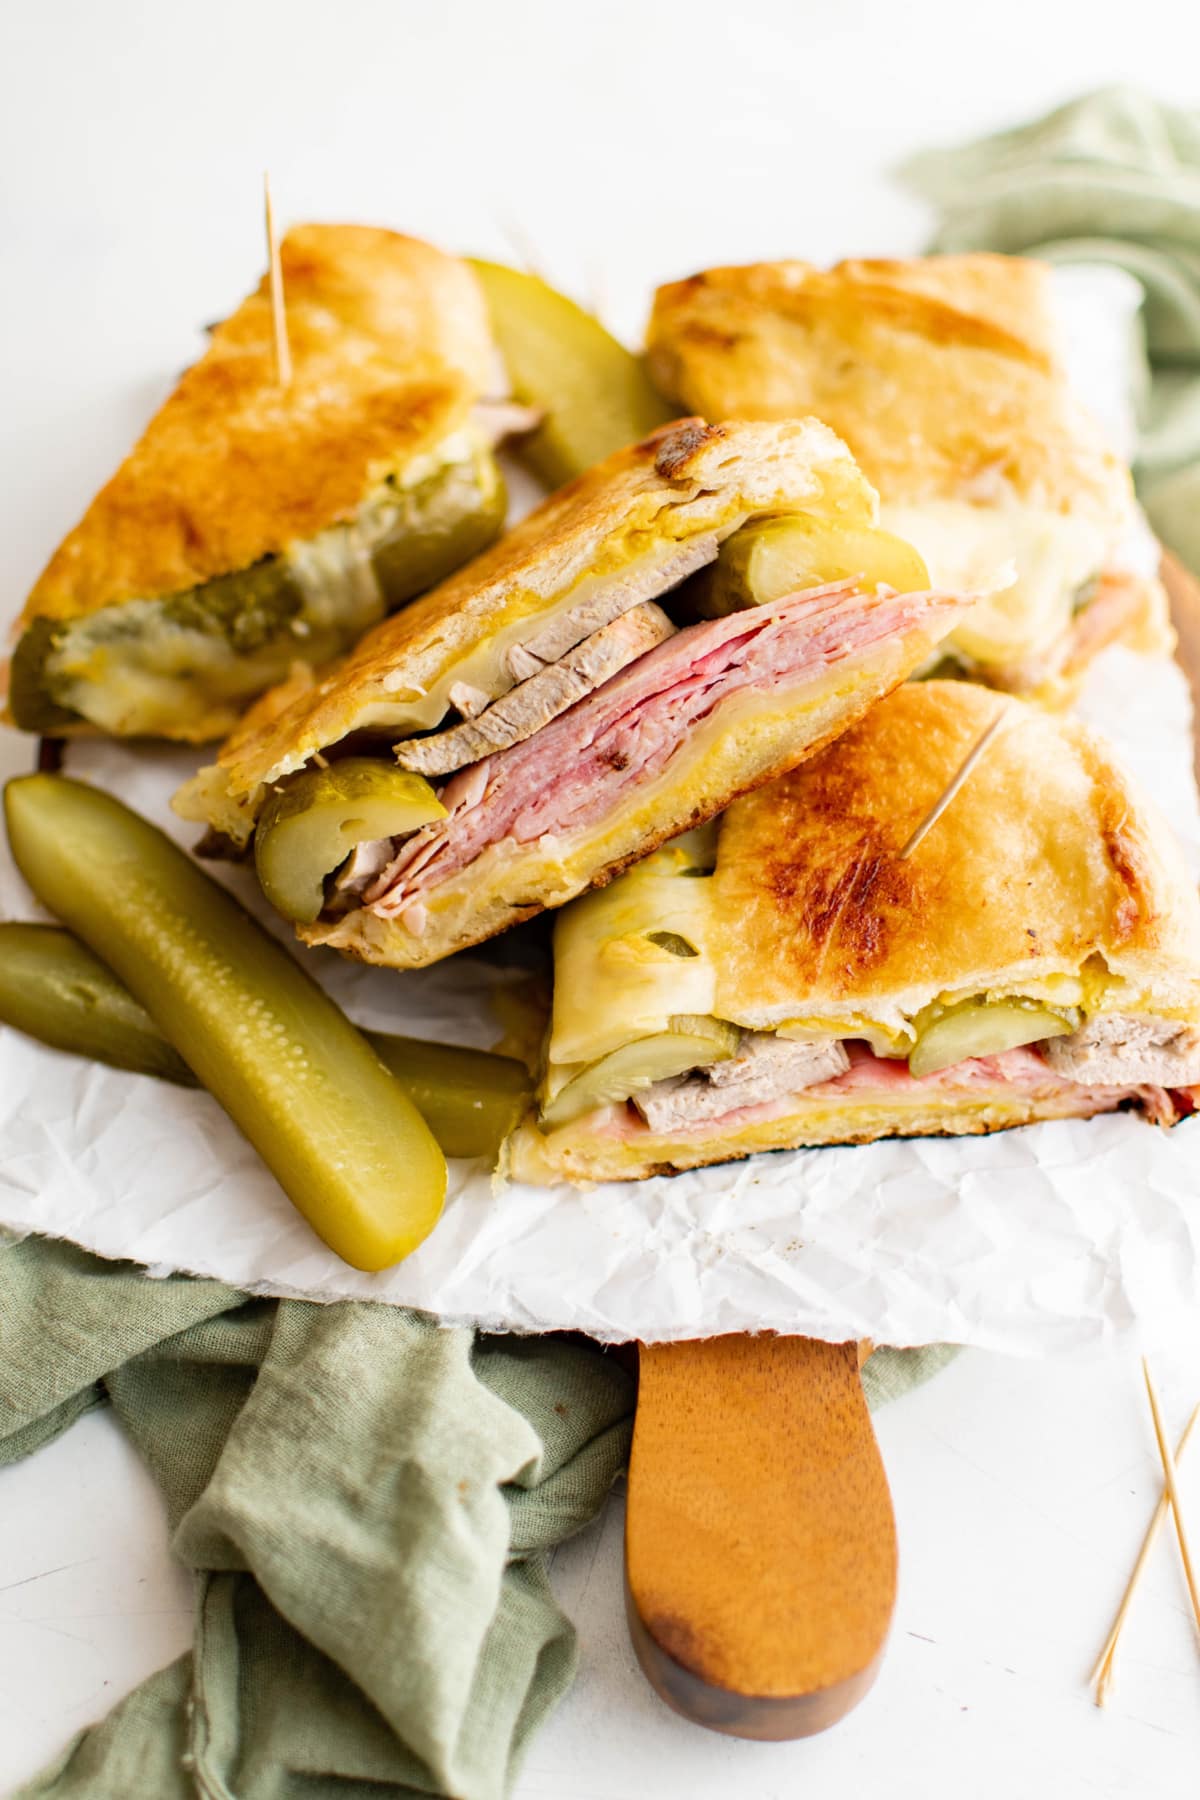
[[3, 2, 1200, 1795]]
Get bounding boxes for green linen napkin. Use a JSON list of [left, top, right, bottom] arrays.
[[1, 1234, 953, 1798], [900, 86, 1200, 574]]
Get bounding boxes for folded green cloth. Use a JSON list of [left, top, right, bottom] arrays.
[[900, 86, 1200, 574], [1, 1235, 953, 1798], [1, 1235, 634, 1799]]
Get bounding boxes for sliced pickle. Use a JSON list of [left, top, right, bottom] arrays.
[[255, 759, 446, 925], [371, 449, 506, 606], [7, 618, 82, 732], [160, 556, 304, 653], [470, 260, 675, 488], [540, 1014, 738, 1129], [688, 516, 931, 620], [908, 998, 1079, 1080]]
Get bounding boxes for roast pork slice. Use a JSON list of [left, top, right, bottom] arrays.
[[507, 534, 719, 675], [394, 602, 676, 776], [633, 1032, 850, 1132], [1042, 1013, 1200, 1088]]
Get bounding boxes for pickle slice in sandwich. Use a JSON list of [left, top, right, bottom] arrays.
[[254, 760, 446, 925], [689, 515, 930, 619], [907, 998, 1078, 1079], [541, 1016, 738, 1129], [8, 226, 508, 742]]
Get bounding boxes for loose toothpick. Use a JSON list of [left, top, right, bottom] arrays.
[[263, 172, 292, 389], [897, 706, 1009, 861], [1142, 1360, 1200, 1639], [1090, 1402, 1199, 1705]]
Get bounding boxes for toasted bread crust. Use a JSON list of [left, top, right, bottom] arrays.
[[646, 255, 1131, 523], [706, 681, 1200, 1027], [20, 225, 494, 625]]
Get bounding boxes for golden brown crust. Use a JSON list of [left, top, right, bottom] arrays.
[[213, 416, 878, 798], [20, 225, 494, 625], [646, 255, 1131, 523], [706, 681, 1200, 1026]]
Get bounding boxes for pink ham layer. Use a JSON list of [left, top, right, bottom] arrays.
[[364, 580, 962, 924], [592, 1041, 1195, 1142]]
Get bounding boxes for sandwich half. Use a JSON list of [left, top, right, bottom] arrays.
[[176, 417, 970, 969], [510, 680, 1200, 1183], [6, 225, 509, 741], [646, 255, 1172, 703]]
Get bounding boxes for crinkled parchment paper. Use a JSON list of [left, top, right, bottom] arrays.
[[2, 266, 1197, 1350]]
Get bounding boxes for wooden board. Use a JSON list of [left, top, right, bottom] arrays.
[[625, 1336, 896, 1739]]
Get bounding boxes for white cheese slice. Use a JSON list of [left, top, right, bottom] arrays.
[[878, 498, 1112, 668]]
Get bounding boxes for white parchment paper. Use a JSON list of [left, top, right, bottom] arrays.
[[2, 265, 1198, 1351]]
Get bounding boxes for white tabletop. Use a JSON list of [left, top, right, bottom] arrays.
[[3, 1347, 1200, 1797], [3, 3, 1200, 1793]]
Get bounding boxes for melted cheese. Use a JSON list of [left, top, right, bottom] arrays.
[[547, 842, 719, 1069], [878, 498, 1113, 667]]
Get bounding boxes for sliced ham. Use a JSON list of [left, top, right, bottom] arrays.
[[364, 580, 959, 925]]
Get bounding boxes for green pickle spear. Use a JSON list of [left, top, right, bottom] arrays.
[[470, 260, 676, 488], [367, 1034, 531, 1161], [0, 922, 197, 1086], [4, 775, 447, 1270], [254, 759, 447, 925], [0, 921, 531, 1160], [690, 516, 932, 620]]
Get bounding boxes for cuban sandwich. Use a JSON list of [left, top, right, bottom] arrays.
[[510, 680, 1200, 1183], [646, 255, 1172, 702], [6, 225, 510, 741], [176, 417, 971, 968]]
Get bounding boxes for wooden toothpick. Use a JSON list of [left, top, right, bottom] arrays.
[[263, 172, 292, 389], [1142, 1360, 1200, 1640], [1090, 1401, 1199, 1705], [897, 706, 1009, 861]]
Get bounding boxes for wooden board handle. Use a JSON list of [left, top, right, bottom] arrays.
[[625, 1335, 897, 1740]]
